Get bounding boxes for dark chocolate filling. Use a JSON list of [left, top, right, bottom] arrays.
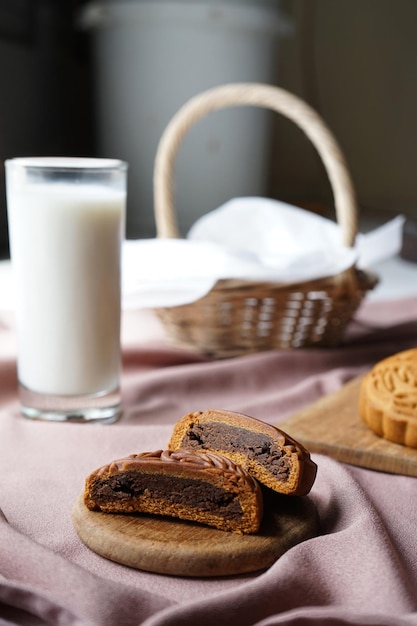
[[182, 422, 291, 481], [91, 472, 243, 518]]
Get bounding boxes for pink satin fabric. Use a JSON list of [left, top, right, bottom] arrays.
[[1, 299, 417, 626]]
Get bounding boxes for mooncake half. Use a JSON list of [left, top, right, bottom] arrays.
[[84, 448, 263, 534], [168, 409, 317, 496]]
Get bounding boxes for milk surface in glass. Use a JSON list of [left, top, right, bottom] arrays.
[[6, 158, 127, 421]]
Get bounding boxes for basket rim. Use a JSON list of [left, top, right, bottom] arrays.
[[152, 266, 379, 313]]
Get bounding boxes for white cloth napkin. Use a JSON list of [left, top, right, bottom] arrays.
[[122, 197, 404, 309], [0, 198, 405, 311]]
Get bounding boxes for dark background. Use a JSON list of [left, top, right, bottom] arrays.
[[0, 0, 93, 257], [0, 0, 416, 256]]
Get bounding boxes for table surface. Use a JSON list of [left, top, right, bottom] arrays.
[[1, 294, 417, 626]]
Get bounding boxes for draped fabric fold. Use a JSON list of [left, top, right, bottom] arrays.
[[1, 298, 417, 626]]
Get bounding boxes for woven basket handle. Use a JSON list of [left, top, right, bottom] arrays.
[[154, 83, 358, 247]]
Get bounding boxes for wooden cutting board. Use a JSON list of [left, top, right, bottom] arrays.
[[279, 375, 417, 476], [72, 491, 319, 577]]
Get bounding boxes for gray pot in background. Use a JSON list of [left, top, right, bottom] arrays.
[[80, 0, 291, 238]]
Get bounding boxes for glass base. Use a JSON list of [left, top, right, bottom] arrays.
[[18, 384, 122, 424]]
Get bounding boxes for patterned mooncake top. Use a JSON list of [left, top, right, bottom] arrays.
[[364, 348, 417, 418], [91, 448, 261, 492]]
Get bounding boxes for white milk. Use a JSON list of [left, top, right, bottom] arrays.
[[7, 182, 125, 396]]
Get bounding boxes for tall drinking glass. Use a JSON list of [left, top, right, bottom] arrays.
[[5, 157, 127, 423]]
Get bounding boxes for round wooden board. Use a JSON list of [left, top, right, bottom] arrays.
[[72, 491, 320, 577]]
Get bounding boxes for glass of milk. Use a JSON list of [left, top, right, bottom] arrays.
[[5, 157, 127, 423]]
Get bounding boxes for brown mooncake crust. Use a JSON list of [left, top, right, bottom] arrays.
[[84, 448, 263, 534], [359, 348, 417, 448], [168, 409, 317, 496]]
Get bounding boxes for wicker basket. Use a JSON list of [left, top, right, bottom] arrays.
[[152, 83, 378, 358]]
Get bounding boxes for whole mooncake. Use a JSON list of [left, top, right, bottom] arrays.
[[359, 348, 417, 447], [84, 448, 263, 534], [168, 409, 317, 496]]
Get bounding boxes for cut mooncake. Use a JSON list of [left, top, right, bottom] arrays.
[[84, 448, 263, 534], [359, 348, 417, 448], [168, 409, 317, 496]]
